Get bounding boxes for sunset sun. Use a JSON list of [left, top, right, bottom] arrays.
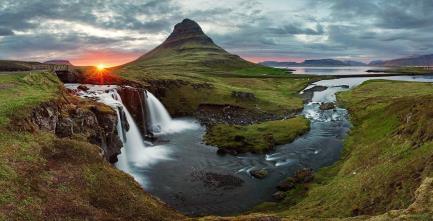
[[96, 64, 106, 71]]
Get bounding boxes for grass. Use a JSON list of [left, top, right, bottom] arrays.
[[204, 116, 310, 153], [251, 80, 433, 219], [369, 67, 433, 75], [0, 72, 60, 126], [0, 72, 183, 220]]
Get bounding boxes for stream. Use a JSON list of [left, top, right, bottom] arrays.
[[65, 67, 433, 216]]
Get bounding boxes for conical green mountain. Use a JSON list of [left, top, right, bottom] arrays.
[[122, 19, 273, 77]]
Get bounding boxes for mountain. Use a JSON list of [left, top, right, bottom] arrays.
[[368, 60, 385, 66], [378, 54, 433, 66], [124, 18, 257, 74], [303, 59, 346, 66], [44, 60, 74, 66], [259, 61, 298, 67], [260, 59, 366, 67], [342, 60, 367, 66]]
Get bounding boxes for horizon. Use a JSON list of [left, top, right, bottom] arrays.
[[1, 0, 433, 66]]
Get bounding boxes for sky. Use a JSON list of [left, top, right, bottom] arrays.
[[1, 0, 433, 66]]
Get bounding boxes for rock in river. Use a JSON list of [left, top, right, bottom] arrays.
[[272, 191, 286, 201], [319, 102, 336, 110], [250, 169, 268, 179], [277, 177, 296, 191]]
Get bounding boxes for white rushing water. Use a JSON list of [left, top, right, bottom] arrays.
[[145, 91, 197, 134], [64, 84, 174, 187]]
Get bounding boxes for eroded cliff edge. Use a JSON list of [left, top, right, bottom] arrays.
[[0, 72, 183, 220]]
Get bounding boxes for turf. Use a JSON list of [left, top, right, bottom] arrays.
[[204, 116, 310, 153]]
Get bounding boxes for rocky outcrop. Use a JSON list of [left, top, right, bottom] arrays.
[[196, 103, 298, 125], [231, 91, 256, 101], [11, 91, 122, 163], [116, 86, 152, 138], [319, 102, 336, 110]]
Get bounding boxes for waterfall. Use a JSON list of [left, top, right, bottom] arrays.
[[144, 91, 197, 134], [65, 84, 172, 188], [145, 92, 173, 134]]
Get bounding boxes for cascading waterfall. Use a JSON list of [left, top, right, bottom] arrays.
[[144, 91, 197, 134], [145, 91, 173, 133], [65, 84, 172, 187]]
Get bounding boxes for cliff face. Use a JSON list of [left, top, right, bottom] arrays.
[[11, 90, 122, 163], [117, 86, 152, 138]]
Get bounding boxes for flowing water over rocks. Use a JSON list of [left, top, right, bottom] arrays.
[[65, 73, 433, 216]]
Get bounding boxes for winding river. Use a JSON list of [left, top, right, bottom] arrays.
[[66, 67, 433, 216]]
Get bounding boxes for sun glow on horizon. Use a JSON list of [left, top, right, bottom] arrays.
[[96, 63, 106, 71]]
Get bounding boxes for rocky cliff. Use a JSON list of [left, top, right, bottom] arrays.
[[117, 86, 152, 138], [11, 89, 122, 163]]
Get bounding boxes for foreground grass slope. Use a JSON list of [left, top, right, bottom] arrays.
[[252, 80, 433, 219], [0, 72, 182, 220]]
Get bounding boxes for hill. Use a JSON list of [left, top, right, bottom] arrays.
[[260, 59, 366, 67], [121, 19, 276, 78], [372, 54, 433, 66], [0, 60, 42, 71], [44, 60, 74, 66]]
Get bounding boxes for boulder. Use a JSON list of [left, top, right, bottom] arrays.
[[277, 177, 296, 191], [77, 85, 89, 91], [272, 191, 286, 201], [319, 102, 336, 110], [250, 169, 268, 179], [294, 168, 314, 183]]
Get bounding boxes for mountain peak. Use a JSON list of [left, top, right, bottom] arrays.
[[163, 18, 213, 46]]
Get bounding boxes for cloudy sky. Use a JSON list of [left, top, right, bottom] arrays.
[[1, 0, 432, 66]]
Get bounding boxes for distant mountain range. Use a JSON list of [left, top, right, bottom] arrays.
[[260, 59, 367, 67], [368, 54, 433, 66], [44, 60, 74, 65]]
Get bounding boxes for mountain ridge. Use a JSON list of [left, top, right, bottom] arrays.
[[260, 59, 367, 67], [370, 54, 433, 66]]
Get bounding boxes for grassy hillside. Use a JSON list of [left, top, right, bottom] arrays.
[[0, 72, 183, 220], [0, 60, 42, 72], [250, 80, 433, 219]]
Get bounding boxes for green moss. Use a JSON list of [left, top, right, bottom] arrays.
[[204, 116, 310, 153]]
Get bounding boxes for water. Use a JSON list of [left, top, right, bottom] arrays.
[[64, 70, 433, 216], [145, 91, 197, 134]]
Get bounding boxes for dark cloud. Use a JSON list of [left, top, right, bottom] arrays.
[[1, 0, 433, 62], [0, 27, 14, 36]]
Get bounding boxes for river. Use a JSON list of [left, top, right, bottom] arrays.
[[65, 67, 433, 216]]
